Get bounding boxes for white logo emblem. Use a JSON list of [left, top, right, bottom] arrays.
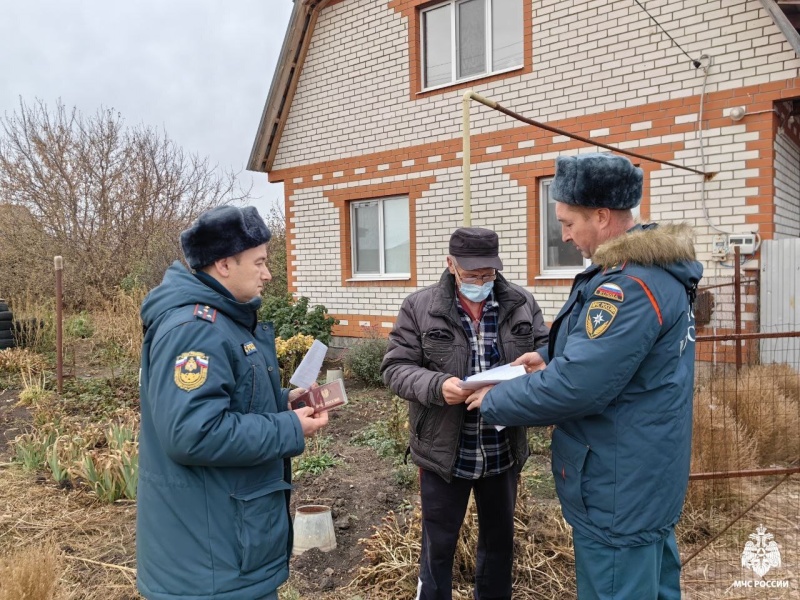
[[741, 525, 781, 578]]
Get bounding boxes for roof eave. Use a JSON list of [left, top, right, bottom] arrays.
[[761, 0, 800, 57], [248, 0, 331, 174]]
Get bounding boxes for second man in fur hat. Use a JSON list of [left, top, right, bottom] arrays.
[[468, 153, 703, 599]]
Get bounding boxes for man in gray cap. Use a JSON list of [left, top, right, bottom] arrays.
[[382, 227, 548, 600], [137, 205, 328, 600], [467, 153, 703, 599]]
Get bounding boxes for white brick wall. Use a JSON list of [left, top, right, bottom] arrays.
[[274, 0, 800, 170], [270, 0, 800, 326]]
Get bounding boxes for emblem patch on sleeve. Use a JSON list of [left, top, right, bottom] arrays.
[[594, 283, 624, 303], [585, 301, 618, 339], [174, 351, 209, 391]]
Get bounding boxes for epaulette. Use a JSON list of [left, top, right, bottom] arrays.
[[602, 261, 627, 275], [193, 304, 217, 323]]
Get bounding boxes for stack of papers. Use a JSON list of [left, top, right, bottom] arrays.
[[457, 364, 526, 390]]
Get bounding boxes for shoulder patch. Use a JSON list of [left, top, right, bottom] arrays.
[[585, 301, 618, 339], [174, 351, 209, 391], [593, 283, 624, 303], [193, 304, 217, 323]]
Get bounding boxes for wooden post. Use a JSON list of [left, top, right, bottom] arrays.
[[55, 256, 63, 394]]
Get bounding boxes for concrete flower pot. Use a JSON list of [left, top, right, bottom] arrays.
[[292, 505, 336, 555]]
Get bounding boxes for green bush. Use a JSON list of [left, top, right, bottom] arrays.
[[344, 336, 388, 387], [258, 295, 337, 345], [65, 312, 94, 339]]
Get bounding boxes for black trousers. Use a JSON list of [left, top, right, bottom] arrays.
[[417, 467, 517, 600]]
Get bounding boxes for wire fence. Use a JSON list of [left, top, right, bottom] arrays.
[[679, 267, 800, 598]]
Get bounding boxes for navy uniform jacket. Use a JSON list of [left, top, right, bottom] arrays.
[[482, 224, 703, 547], [137, 262, 305, 600]]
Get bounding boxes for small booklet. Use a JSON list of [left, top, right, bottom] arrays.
[[289, 379, 348, 414], [457, 364, 527, 390]]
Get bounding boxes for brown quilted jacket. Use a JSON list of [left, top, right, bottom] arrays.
[[381, 269, 549, 482]]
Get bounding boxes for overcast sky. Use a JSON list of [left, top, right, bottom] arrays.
[[1, 0, 294, 216]]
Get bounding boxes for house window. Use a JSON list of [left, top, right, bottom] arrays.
[[421, 0, 523, 90], [351, 196, 410, 278], [540, 178, 589, 276]]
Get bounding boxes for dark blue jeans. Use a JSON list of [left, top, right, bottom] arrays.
[[417, 467, 517, 600]]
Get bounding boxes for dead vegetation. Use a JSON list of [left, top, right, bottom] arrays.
[[351, 487, 576, 599]]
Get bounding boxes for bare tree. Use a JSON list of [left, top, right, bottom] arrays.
[[263, 203, 288, 298], [0, 99, 248, 306]]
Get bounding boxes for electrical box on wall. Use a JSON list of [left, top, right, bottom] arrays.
[[728, 233, 757, 255], [711, 235, 727, 261]]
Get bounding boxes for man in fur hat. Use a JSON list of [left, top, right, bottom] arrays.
[[137, 205, 328, 600], [466, 153, 703, 599]]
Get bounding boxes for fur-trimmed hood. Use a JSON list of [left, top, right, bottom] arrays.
[[594, 223, 695, 267], [594, 223, 702, 292]]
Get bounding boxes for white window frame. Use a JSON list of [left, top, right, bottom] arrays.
[[538, 177, 590, 279], [420, 0, 524, 92], [349, 195, 411, 281]]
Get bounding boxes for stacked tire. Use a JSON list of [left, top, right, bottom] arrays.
[[0, 299, 15, 350]]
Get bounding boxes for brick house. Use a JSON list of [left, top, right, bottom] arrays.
[[249, 0, 800, 348]]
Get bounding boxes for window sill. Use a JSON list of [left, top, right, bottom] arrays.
[[346, 276, 412, 283], [418, 65, 524, 95], [535, 272, 583, 281]]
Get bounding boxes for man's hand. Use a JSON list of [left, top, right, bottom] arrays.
[[465, 385, 493, 411], [442, 376, 472, 405], [294, 406, 329, 438], [288, 383, 319, 406], [511, 351, 546, 374]]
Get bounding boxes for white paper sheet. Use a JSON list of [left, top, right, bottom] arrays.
[[289, 340, 328, 389], [457, 364, 526, 390]]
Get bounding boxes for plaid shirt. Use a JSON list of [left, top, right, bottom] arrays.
[[452, 292, 514, 479]]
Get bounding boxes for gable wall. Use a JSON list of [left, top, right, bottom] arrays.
[[267, 0, 800, 337]]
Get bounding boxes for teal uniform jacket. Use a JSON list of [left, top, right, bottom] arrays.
[[482, 224, 703, 547], [137, 262, 305, 600]]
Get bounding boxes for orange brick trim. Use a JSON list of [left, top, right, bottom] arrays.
[[272, 78, 800, 292], [323, 177, 436, 288], [332, 314, 395, 338], [388, 0, 533, 100]]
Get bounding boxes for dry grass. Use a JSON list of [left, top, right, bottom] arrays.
[[350, 488, 576, 600], [0, 468, 138, 600], [686, 387, 759, 511], [0, 542, 61, 600], [90, 288, 148, 365], [714, 364, 800, 465]]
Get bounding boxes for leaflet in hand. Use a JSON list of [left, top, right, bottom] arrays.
[[457, 364, 526, 390], [289, 339, 328, 389], [289, 379, 348, 414]]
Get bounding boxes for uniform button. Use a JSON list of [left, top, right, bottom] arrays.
[[268, 366, 274, 372], [262, 325, 268, 330]]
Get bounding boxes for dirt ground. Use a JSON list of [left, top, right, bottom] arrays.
[[0, 376, 413, 600]]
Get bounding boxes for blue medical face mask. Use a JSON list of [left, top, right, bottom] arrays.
[[459, 281, 494, 303]]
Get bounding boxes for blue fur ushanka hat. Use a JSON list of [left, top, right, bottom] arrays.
[[180, 205, 271, 270], [550, 153, 643, 210]]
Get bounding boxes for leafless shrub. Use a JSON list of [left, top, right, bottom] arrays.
[[0, 99, 248, 307]]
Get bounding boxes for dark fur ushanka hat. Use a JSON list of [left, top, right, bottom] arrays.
[[180, 206, 271, 270], [550, 153, 643, 210]]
